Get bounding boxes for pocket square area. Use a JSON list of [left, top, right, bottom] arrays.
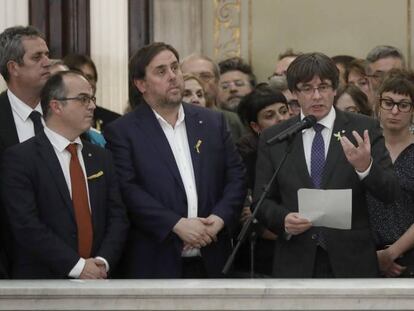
[[87, 171, 104, 180]]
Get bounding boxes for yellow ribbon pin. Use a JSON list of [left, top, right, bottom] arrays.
[[195, 140, 202, 154], [333, 130, 346, 141], [87, 171, 104, 180]]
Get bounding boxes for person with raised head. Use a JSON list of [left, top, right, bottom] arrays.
[[1, 70, 128, 279], [254, 52, 398, 278], [105, 42, 246, 278]]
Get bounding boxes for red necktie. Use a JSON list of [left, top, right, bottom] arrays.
[[66, 143, 93, 258]]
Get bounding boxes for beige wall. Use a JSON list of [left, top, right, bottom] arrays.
[[205, 0, 411, 83]]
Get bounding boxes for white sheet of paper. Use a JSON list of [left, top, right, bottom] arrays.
[[297, 188, 352, 230]]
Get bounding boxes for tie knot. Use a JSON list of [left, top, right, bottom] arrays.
[[29, 110, 42, 122], [66, 143, 78, 156], [313, 123, 324, 133]]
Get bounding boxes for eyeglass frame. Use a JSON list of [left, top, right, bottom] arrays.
[[379, 97, 413, 113], [297, 83, 333, 96], [55, 95, 97, 106]]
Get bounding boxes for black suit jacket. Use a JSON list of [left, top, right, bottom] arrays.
[[254, 109, 398, 277], [0, 91, 20, 278], [1, 131, 129, 279]]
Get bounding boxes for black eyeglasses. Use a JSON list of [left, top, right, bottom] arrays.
[[56, 95, 96, 106], [379, 98, 413, 113]]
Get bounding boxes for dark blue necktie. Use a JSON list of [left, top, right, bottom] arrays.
[[29, 111, 43, 135], [311, 123, 325, 188]]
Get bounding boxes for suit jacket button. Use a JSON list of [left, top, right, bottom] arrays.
[[311, 233, 318, 240]]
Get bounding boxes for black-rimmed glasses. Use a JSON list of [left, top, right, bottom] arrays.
[[379, 98, 413, 113], [56, 95, 96, 106]]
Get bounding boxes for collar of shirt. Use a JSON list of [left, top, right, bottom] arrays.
[[152, 104, 185, 129], [7, 89, 43, 122], [44, 126, 83, 153], [301, 106, 336, 134]]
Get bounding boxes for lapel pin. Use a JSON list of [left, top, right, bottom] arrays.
[[333, 130, 346, 141], [87, 170, 104, 180], [195, 139, 202, 154]]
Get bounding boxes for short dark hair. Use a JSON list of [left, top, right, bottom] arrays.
[[237, 85, 287, 126], [128, 42, 179, 108], [0, 25, 45, 82], [63, 53, 98, 82], [40, 70, 85, 119], [287, 52, 339, 92], [378, 69, 414, 101], [366, 45, 405, 66], [335, 84, 372, 116], [218, 57, 256, 87]]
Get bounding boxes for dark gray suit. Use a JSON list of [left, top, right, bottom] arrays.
[[254, 109, 398, 277]]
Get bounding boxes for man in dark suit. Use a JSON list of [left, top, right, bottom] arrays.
[[254, 52, 398, 278], [105, 42, 246, 278], [0, 25, 52, 278], [1, 70, 128, 279]]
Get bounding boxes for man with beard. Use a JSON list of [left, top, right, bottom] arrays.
[[217, 57, 255, 113], [104, 42, 246, 278]]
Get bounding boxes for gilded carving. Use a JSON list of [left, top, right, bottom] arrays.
[[214, 0, 241, 61]]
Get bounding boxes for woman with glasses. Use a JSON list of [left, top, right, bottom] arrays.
[[367, 70, 414, 277]]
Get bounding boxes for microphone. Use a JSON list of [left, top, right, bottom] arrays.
[[266, 115, 317, 145]]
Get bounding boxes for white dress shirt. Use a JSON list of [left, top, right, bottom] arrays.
[[152, 105, 200, 257], [301, 107, 371, 179], [44, 126, 109, 277], [8, 89, 44, 142]]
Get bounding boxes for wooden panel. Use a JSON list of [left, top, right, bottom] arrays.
[[29, 0, 90, 59], [128, 0, 152, 58]]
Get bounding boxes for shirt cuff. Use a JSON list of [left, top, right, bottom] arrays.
[[68, 258, 85, 278], [95, 256, 110, 272], [355, 158, 373, 180]]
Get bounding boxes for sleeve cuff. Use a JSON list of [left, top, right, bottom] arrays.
[[68, 258, 85, 278], [95, 256, 110, 272], [356, 158, 372, 180]]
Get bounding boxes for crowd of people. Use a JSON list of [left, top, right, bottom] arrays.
[[0, 25, 412, 279]]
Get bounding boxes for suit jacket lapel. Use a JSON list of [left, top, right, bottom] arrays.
[[36, 132, 73, 218], [134, 104, 186, 193], [183, 104, 203, 195], [322, 109, 350, 187]]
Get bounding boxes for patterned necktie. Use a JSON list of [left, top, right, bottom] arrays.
[[29, 111, 43, 135], [66, 143, 93, 258], [311, 123, 325, 189]]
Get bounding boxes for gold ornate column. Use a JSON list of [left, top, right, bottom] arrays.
[[214, 0, 242, 61]]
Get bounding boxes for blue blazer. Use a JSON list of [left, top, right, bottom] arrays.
[[1, 132, 129, 279], [105, 103, 246, 278]]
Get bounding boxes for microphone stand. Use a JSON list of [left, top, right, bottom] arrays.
[[222, 138, 294, 276]]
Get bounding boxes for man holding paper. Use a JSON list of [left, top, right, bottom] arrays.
[[254, 52, 398, 278]]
